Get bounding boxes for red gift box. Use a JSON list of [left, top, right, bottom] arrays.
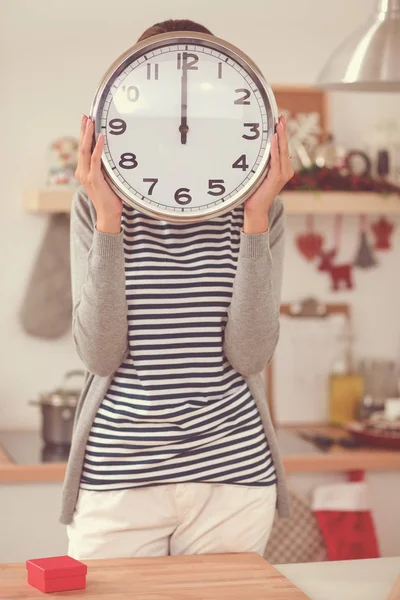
[[26, 555, 87, 593]]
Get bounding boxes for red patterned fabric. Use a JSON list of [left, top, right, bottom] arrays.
[[314, 510, 380, 561], [313, 473, 380, 561]]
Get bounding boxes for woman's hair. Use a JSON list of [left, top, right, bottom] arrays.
[[137, 19, 213, 42]]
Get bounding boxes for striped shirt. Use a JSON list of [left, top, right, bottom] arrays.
[[80, 203, 276, 490]]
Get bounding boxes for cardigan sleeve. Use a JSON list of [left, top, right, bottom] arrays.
[[222, 196, 285, 377], [70, 187, 128, 377]]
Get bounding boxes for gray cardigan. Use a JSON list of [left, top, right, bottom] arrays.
[[60, 188, 290, 525]]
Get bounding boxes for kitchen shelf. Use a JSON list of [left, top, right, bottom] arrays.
[[280, 190, 400, 215], [23, 188, 75, 213], [23, 188, 400, 215]]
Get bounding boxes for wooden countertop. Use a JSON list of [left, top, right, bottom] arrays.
[[282, 424, 400, 474], [2, 555, 399, 600], [1, 425, 399, 484], [0, 553, 308, 599]]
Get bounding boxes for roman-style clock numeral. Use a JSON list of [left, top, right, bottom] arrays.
[[147, 63, 159, 80], [208, 179, 226, 196], [232, 154, 249, 171], [109, 119, 127, 135], [174, 187, 192, 205], [234, 89, 251, 105], [119, 153, 138, 169], [121, 85, 139, 102], [143, 178, 158, 195], [177, 52, 199, 70], [242, 123, 260, 140]]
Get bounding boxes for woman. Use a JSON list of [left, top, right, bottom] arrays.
[[63, 18, 294, 559]]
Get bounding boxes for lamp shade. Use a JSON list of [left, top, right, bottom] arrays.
[[317, 0, 400, 91]]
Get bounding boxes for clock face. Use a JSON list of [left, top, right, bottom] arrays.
[[92, 33, 277, 222]]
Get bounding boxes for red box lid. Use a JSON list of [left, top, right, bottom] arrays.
[[26, 556, 87, 580]]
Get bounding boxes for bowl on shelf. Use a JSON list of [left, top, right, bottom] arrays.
[[347, 418, 400, 450]]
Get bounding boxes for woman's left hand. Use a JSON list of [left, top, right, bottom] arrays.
[[243, 114, 294, 232]]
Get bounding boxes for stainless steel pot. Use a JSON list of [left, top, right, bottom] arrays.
[[29, 370, 85, 446]]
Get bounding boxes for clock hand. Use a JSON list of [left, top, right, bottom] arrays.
[[179, 59, 189, 144]]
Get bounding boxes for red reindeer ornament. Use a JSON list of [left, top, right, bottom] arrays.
[[318, 216, 354, 291], [318, 249, 353, 291]]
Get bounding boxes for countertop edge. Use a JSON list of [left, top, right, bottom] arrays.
[[1, 426, 400, 483]]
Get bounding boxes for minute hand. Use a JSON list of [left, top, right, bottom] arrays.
[[179, 65, 189, 144]]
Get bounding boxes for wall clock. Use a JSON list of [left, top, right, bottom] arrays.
[[90, 31, 278, 223]]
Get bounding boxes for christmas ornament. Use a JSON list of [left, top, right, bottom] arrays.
[[284, 165, 400, 193], [296, 215, 324, 261], [354, 215, 377, 269], [344, 150, 372, 177], [315, 133, 345, 169], [285, 111, 321, 172], [364, 118, 400, 183], [318, 216, 353, 291], [312, 471, 380, 561], [371, 216, 395, 250], [47, 137, 79, 187]]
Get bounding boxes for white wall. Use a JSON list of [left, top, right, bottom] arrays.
[[1, 0, 399, 428], [0, 483, 67, 562]]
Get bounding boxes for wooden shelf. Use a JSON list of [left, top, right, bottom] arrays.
[[280, 190, 400, 215], [23, 188, 75, 213], [23, 188, 400, 215]]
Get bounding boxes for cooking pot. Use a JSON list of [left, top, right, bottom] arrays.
[[29, 370, 85, 446]]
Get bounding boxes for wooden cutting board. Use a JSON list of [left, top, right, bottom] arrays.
[[1, 553, 310, 599]]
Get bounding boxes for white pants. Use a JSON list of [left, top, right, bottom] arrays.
[[67, 482, 277, 559]]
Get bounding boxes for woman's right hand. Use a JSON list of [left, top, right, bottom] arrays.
[[75, 114, 123, 234]]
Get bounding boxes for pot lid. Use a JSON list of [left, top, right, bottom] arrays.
[[38, 370, 85, 406], [38, 392, 79, 407]]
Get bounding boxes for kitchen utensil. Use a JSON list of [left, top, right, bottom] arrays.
[[358, 359, 400, 406], [29, 370, 85, 446], [300, 431, 361, 452]]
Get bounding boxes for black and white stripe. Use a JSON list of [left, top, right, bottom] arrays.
[[81, 203, 276, 490]]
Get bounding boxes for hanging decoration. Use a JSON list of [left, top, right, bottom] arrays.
[[296, 215, 324, 261], [317, 216, 354, 292], [371, 216, 395, 250], [353, 216, 377, 269]]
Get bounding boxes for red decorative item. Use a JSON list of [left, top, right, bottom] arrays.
[[317, 216, 353, 291], [284, 165, 400, 193], [371, 216, 395, 250], [312, 471, 380, 561], [296, 215, 324, 260], [26, 555, 87, 594]]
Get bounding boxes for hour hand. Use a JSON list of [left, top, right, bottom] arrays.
[[179, 68, 189, 144]]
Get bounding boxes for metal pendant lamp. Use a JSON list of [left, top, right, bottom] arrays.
[[317, 0, 400, 91]]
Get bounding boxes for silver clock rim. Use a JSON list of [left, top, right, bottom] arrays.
[[90, 31, 279, 223]]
